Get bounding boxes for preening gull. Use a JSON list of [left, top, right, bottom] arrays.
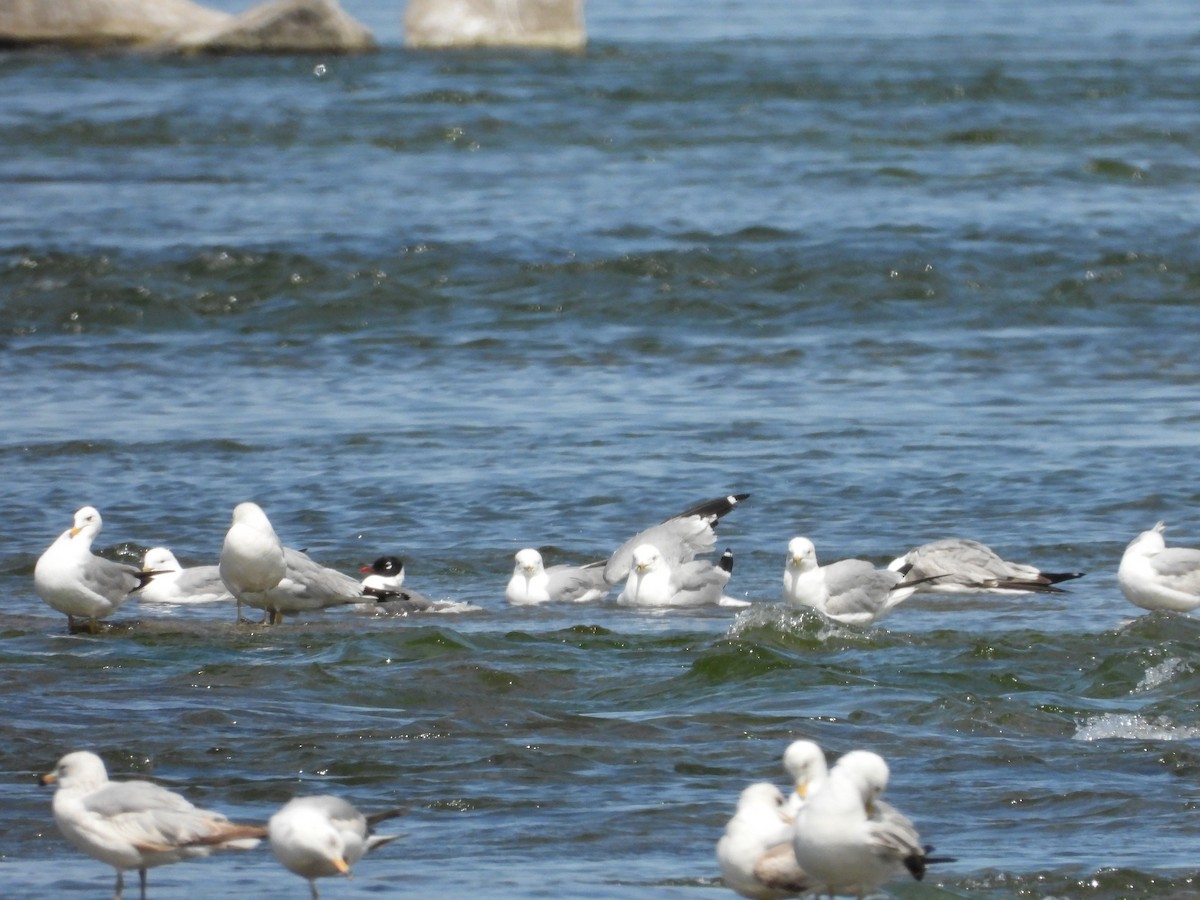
[[604, 493, 748, 586], [269, 795, 403, 900], [39, 751, 264, 900], [505, 548, 609, 605], [359, 556, 434, 611], [33, 506, 158, 631], [783, 537, 916, 625], [888, 538, 1083, 594], [716, 782, 810, 899], [616, 544, 736, 607], [792, 750, 944, 898], [781, 740, 828, 818], [219, 502, 364, 624], [1118, 522, 1200, 612], [138, 548, 233, 604]]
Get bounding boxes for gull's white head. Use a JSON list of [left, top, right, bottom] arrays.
[[735, 781, 787, 816], [631, 544, 664, 574], [270, 800, 353, 879], [782, 740, 827, 800], [833, 749, 890, 811], [786, 537, 818, 572], [514, 548, 545, 576], [40, 750, 109, 792], [1125, 521, 1167, 556], [143, 547, 183, 573], [69, 506, 102, 540], [230, 502, 276, 535]]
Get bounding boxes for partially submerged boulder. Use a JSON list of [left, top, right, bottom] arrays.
[[180, 0, 375, 53], [0, 0, 230, 48], [405, 0, 585, 50], [0, 0, 375, 53]]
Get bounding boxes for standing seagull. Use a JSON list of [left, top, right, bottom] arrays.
[[716, 782, 810, 899], [888, 538, 1083, 594], [34, 506, 158, 632], [139, 548, 233, 604], [505, 548, 609, 605], [269, 795, 404, 899], [783, 537, 917, 625], [792, 750, 942, 898], [1118, 522, 1200, 612], [219, 503, 363, 624], [40, 751, 264, 900]]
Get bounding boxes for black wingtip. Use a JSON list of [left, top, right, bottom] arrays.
[[903, 853, 927, 881], [718, 548, 734, 573], [365, 807, 408, 827], [668, 493, 750, 525], [1043, 571, 1085, 584]]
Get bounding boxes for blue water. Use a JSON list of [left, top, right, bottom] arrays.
[[4, 0, 1200, 897]]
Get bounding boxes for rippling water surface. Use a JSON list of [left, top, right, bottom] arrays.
[[4, 0, 1200, 897]]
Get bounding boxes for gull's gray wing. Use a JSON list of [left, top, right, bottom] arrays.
[[81, 556, 147, 600], [668, 558, 731, 606], [545, 560, 609, 602], [1148, 547, 1200, 592], [604, 494, 747, 583], [898, 539, 1081, 592], [270, 548, 364, 605], [171, 565, 233, 601], [821, 559, 903, 620]]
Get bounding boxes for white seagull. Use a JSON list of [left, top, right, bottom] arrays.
[[219, 503, 364, 624], [792, 750, 943, 898], [783, 537, 917, 625], [781, 739, 828, 818], [604, 493, 748, 586], [716, 782, 810, 899], [888, 538, 1083, 594], [138, 548, 233, 604], [1118, 522, 1200, 612], [268, 795, 403, 900], [40, 751, 264, 900], [33, 506, 158, 632], [505, 548, 609, 605], [616, 543, 736, 607]]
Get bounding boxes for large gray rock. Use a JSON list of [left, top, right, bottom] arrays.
[[405, 0, 585, 50], [0, 0, 375, 53], [180, 0, 374, 53], [0, 0, 230, 47]]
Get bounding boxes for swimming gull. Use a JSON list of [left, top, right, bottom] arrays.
[[505, 548, 609, 605], [1118, 522, 1200, 612], [138, 548, 233, 604], [33, 506, 158, 632], [219, 502, 364, 624], [783, 537, 917, 625], [888, 538, 1083, 594], [604, 493, 749, 585], [792, 750, 943, 898], [40, 750, 264, 900], [269, 795, 404, 900], [716, 782, 810, 899], [359, 556, 434, 611], [616, 544, 736, 607]]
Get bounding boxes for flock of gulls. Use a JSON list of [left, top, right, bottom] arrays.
[[27, 492, 1200, 898]]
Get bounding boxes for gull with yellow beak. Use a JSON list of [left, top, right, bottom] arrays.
[[268, 795, 404, 899], [33, 506, 159, 632], [781, 740, 827, 817], [39, 750, 264, 900]]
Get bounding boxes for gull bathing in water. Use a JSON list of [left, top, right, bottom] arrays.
[[783, 537, 918, 625], [792, 750, 946, 898], [359, 556, 434, 611], [269, 795, 404, 899], [1118, 522, 1200, 612], [505, 548, 609, 605], [40, 751, 264, 900], [716, 782, 810, 899], [888, 538, 1083, 594], [138, 548, 233, 604], [617, 544, 736, 607], [33, 506, 159, 632]]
